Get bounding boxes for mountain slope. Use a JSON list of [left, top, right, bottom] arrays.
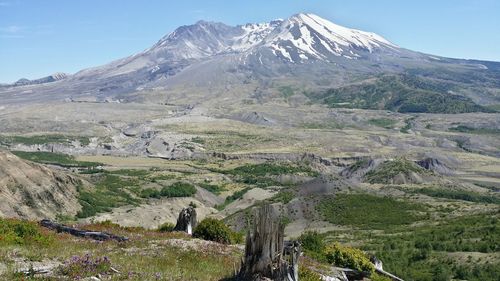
[[0, 150, 82, 219]]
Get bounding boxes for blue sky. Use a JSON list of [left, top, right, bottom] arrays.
[[1, 0, 499, 83]]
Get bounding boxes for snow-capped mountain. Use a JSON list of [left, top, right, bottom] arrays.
[[2, 13, 498, 107], [262, 13, 398, 62], [142, 13, 398, 64]]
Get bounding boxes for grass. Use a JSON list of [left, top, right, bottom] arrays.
[[0, 134, 91, 146], [317, 193, 426, 229], [367, 118, 397, 129], [11, 151, 101, 168], [365, 158, 428, 184], [0, 219, 242, 281]]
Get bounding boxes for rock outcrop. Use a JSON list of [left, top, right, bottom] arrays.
[[0, 150, 82, 219]]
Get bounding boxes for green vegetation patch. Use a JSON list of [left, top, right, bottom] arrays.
[[215, 188, 251, 211], [317, 194, 426, 229], [365, 158, 428, 184], [11, 151, 101, 168], [308, 74, 491, 114], [400, 117, 416, 133], [268, 190, 295, 204], [411, 187, 500, 204], [364, 213, 500, 280], [0, 218, 54, 246], [324, 242, 374, 272], [193, 218, 243, 244], [76, 175, 141, 218], [140, 182, 197, 199], [279, 85, 296, 99], [449, 125, 500, 135], [0, 134, 90, 146], [225, 162, 318, 188], [368, 118, 397, 129], [199, 183, 226, 195]]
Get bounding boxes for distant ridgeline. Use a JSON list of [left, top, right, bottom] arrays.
[[307, 74, 495, 114]]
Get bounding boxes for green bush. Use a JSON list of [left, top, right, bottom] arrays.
[[324, 242, 374, 273], [157, 222, 175, 232], [193, 218, 235, 244], [160, 182, 197, 198], [0, 218, 53, 246], [140, 182, 197, 199], [299, 231, 325, 253]]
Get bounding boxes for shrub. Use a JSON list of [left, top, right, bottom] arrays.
[[324, 243, 374, 273], [299, 231, 325, 253], [0, 218, 53, 246], [298, 265, 322, 281], [193, 218, 234, 244], [140, 182, 197, 199], [160, 182, 197, 198], [157, 222, 175, 232]]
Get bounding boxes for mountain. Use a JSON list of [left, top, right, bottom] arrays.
[[10, 72, 68, 87], [0, 13, 499, 109]]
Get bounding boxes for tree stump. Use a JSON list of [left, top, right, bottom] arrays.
[[173, 206, 197, 235], [238, 205, 300, 281]]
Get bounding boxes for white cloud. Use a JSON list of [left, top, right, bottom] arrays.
[[0, 25, 23, 33]]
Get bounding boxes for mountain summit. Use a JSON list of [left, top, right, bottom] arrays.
[[143, 13, 397, 63]]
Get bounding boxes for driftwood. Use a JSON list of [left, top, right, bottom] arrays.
[[39, 219, 128, 242], [238, 205, 300, 281], [173, 207, 197, 235]]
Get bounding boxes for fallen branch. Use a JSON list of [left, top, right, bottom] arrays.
[[39, 219, 128, 242]]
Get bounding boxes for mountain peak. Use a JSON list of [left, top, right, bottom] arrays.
[[145, 13, 397, 63]]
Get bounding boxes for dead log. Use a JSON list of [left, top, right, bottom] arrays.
[[238, 205, 300, 281], [173, 206, 197, 235], [39, 219, 128, 242]]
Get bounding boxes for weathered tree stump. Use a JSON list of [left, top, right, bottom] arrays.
[[238, 205, 300, 281], [173, 206, 197, 235], [39, 219, 128, 242]]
